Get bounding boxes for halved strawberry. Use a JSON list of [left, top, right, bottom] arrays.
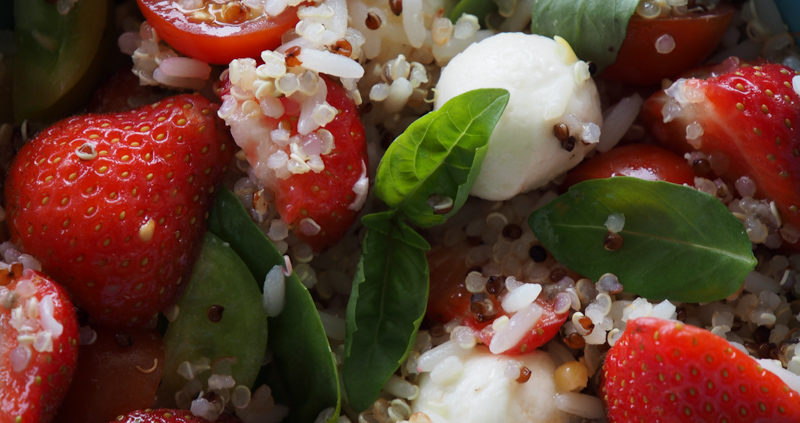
[[4, 94, 235, 327], [1, 265, 79, 423], [642, 61, 800, 248], [603, 317, 800, 422], [218, 73, 368, 251]]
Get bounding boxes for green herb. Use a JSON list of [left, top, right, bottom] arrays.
[[208, 188, 340, 423], [375, 88, 509, 227], [529, 177, 757, 302], [343, 211, 430, 412], [344, 89, 508, 412], [159, 233, 268, 406], [530, 0, 639, 70]]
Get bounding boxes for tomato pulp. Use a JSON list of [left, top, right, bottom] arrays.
[[137, 0, 299, 65]]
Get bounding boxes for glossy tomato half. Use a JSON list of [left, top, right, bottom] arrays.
[[601, 6, 735, 85], [562, 144, 695, 189], [137, 0, 299, 65]]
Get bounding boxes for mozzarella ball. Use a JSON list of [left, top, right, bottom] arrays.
[[412, 348, 567, 423], [434, 33, 602, 200]]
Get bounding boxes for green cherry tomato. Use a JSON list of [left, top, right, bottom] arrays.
[[13, 0, 113, 121]]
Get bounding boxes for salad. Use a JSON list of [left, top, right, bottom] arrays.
[[3, 0, 800, 422]]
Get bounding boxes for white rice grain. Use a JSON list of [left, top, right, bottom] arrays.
[[263, 265, 286, 317]]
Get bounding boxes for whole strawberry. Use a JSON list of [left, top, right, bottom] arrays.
[[603, 317, 800, 422], [4, 94, 234, 327], [643, 60, 800, 248], [1, 266, 79, 423]]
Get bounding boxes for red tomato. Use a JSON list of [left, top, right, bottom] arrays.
[[136, 0, 299, 65], [562, 144, 695, 189], [600, 6, 735, 86], [53, 327, 164, 423], [427, 245, 569, 355]]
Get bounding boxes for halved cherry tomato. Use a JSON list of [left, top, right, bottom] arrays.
[[600, 6, 735, 85], [136, 0, 299, 65], [562, 144, 695, 189], [53, 327, 164, 423], [427, 245, 569, 356]]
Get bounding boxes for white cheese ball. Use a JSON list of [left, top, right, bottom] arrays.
[[412, 349, 567, 423], [434, 33, 602, 200]]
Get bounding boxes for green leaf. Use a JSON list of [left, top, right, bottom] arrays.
[[207, 188, 340, 423], [159, 233, 268, 406], [448, 0, 497, 25], [375, 88, 509, 228], [529, 177, 756, 302], [343, 211, 431, 411], [530, 0, 639, 70]]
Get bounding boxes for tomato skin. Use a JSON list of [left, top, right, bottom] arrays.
[[600, 6, 735, 86], [53, 327, 164, 423], [427, 244, 484, 326], [562, 144, 695, 189], [474, 297, 567, 356], [427, 245, 568, 355], [136, 0, 299, 65]]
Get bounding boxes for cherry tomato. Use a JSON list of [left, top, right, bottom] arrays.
[[14, 0, 114, 121], [600, 6, 735, 86], [136, 0, 299, 65], [88, 68, 168, 113], [53, 327, 164, 423], [427, 245, 569, 355], [562, 144, 695, 189]]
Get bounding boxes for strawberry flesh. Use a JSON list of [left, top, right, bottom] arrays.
[[642, 61, 800, 248], [603, 317, 800, 422], [4, 94, 235, 327], [218, 74, 368, 251], [1, 267, 79, 423], [272, 77, 368, 251]]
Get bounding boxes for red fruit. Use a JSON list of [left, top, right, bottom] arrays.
[[603, 317, 800, 422], [642, 61, 800, 248], [601, 6, 734, 85], [136, 0, 299, 65], [111, 409, 213, 423], [4, 94, 235, 327], [562, 144, 695, 189], [272, 78, 368, 251], [427, 245, 569, 355], [54, 327, 164, 423], [1, 266, 79, 423], [220, 75, 368, 251], [88, 69, 168, 114]]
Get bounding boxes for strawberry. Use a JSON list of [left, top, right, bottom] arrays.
[[1, 265, 79, 423], [603, 317, 800, 422], [642, 60, 800, 248], [4, 94, 235, 327], [112, 409, 213, 423], [219, 73, 368, 251]]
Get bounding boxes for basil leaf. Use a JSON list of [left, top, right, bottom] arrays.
[[530, 0, 639, 70], [159, 233, 268, 406], [375, 88, 509, 227], [529, 177, 756, 302], [207, 188, 340, 423], [343, 211, 430, 411], [449, 0, 497, 25]]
